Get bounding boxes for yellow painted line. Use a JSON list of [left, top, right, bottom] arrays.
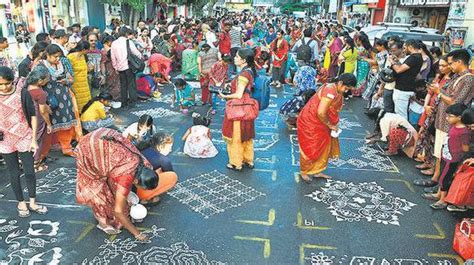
[[385, 178, 416, 193], [148, 211, 160, 216], [299, 243, 337, 264], [296, 212, 331, 230], [234, 236, 271, 258], [67, 220, 96, 243], [254, 169, 278, 181], [236, 209, 276, 226], [294, 172, 300, 183], [416, 223, 446, 240], [428, 253, 464, 265]]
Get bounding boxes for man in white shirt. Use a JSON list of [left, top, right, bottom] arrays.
[[111, 27, 143, 108]]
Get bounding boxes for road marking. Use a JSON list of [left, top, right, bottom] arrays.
[[385, 178, 416, 193], [236, 209, 275, 226], [299, 243, 337, 264], [0, 199, 84, 209], [234, 236, 271, 258], [67, 220, 96, 243], [254, 169, 277, 181], [296, 212, 330, 230], [416, 222, 446, 240], [427, 253, 464, 264]]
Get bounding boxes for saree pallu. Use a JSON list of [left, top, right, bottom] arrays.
[[353, 60, 370, 97], [76, 128, 140, 229], [181, 49, 199, 80], [297, 84, 342, 173], [323, 49, 331, 70]]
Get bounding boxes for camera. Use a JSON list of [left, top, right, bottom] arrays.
[[0, 131, 4, 141], [209, 85, 231, 95], [56, 73, 66, 80]]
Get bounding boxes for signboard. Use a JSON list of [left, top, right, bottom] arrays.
[[450, 27, 467, 48], [352, 4, 368, 13], [399, 0, 449, 6], [329, 0, 337, 13]]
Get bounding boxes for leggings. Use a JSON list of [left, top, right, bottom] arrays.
[[2, 151, 36, 201]]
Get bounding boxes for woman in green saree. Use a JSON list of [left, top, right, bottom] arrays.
[[181, 41, 199, 81]]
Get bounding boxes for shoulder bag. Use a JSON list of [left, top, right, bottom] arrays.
[[127, 40, 145, 73], [225, 69, 259, 121]]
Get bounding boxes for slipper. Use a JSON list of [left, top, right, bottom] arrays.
[[421, 168, 434, 176], [243, 163, 255, 169], [96, 224, 121, 235], [34, 163, 48, 173], [430, 202, 447, 210], [415, 163, 431, 170], [421, 193, 439, 201], [226, 164, 242, 172], [29, 205, 48, 215], [413, 179, 438, 187], [17, 207, 30, 218], [141, 196, 161, 207]]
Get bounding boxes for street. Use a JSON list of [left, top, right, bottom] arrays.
[[0, 82, 469, 264]]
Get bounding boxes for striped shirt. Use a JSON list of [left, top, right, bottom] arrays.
[[230, 26, 242, 48]]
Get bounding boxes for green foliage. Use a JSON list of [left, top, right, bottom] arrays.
[[99, 0, 151, 11]]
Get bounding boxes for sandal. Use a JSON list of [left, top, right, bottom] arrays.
[[226, 164, 242, 172], [413, 179, 438, 187], [430, 202, 448, 210], [421, 168, 434, 176], [243, 163, 255, 169], [415, 163, 431, 170], [96, 224, 121, 235], [34, 162, 49, 173], [17, 207, 30, 218], [421, 193, 439, 201], [29, 205, 48, 215], [141, 196, 161, 207]]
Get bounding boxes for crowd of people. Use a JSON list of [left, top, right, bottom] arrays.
[[0, 12, 472, 243]]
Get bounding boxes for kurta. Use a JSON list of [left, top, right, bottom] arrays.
[[270, 39, 289, 68], [181, 48, 199, 80], [222, 69, 255, 142], [67, 53, 91, 111], [297, 84, 342, 174], [75, 128, 142, 229]]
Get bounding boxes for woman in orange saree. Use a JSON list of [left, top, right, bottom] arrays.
[[297, 73, 357, 182]]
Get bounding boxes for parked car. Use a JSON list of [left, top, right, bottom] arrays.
[[374, 30, 445, 48], [360, 23, 440, 42]]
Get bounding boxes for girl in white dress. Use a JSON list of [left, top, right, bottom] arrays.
[[182, 113, 218, 158]]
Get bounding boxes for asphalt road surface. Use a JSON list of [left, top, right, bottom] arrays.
[[0, 81, 471, 264]]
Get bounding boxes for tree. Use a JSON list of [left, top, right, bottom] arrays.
[[100, 0, 151, 27]]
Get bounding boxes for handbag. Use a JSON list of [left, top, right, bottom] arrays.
[[126, 40, 145, 73], [47, 93, 59, 110], [225, 93, 259, 121], [445, 162, 474, 206], [453, 219, 474, 259]]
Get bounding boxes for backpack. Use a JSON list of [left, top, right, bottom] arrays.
[[244, 69, 271, 111], [296, 38, 313, 62]]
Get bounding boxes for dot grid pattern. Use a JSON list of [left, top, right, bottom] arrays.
[[131, 107, 179, 119], [168, 170, 266, 219]]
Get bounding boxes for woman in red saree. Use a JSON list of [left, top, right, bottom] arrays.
[[297, 74, 357, 182], [75, 128, 158, 241]]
